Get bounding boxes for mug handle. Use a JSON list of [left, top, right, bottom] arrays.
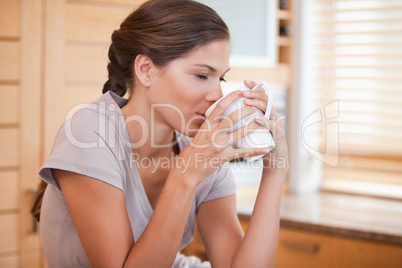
[[252, 81, 273, 120]]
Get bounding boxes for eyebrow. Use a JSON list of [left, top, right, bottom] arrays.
[[191, 64, 230, 74]]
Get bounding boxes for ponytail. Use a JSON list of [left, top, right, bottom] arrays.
[[31, 180, 47, 221], [102, 41, 132, 97]]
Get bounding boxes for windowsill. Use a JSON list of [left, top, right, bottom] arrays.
[[236, 188, 402, 246]]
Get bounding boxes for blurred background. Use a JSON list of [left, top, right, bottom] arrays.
[[0, 0, 401, 267]]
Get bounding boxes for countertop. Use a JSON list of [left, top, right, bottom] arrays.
[[236, 188, 402, 246]]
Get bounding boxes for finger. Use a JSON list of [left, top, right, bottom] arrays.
[[218, 105, 257, 130], [269, 107, 284, 128], [198, 116, 215, 131], [243, 98, 267, 113], [269, 106, 279, 119], [254, 115, 275, 130], [224, 147, 270, 162], [225, 121, 260, 145], [255, 115, 286, 143], [244, 80, 257, 89], [211, 112, 259, 150], [241, 89, 268, 102], [207, 90, 242, 122], [254, 115, 277, 140]]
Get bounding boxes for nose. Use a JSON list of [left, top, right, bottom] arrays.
[[206, 81, 223, 102]]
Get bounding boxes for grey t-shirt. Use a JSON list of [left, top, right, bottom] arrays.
[[39, 91, 236, 267]]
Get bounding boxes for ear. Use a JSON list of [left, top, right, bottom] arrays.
[[134, 54, 156, 88]]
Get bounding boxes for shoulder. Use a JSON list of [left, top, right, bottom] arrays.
[[59, 92, 125, 148], [39, 92, 128, 192]]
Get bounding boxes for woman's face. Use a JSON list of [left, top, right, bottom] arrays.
[[149, 40, 231, 137]]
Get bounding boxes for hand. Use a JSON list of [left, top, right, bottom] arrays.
[[175, 90, 271, 184], [241, 80, 289, 171], [241, 80, 269, 113]]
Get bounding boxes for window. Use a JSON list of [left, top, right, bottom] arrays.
[[306, 0, 402, 199], [197, 0, 277, 66]]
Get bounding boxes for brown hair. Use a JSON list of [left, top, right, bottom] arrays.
[[31, 180, 47, 221], [32, 0, 229, 221], [102, 0, 230, 97]]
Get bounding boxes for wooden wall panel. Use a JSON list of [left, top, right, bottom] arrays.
[[0, 129, 19, 167], [65, 44, 109, 83], [43, 0, 66, 158], [0, 253, 19, 268], [66, 3, 134, 43], [0, 171, 18, 211], [19, 0, 44, 266], [0, 214, 18, 253], [0, 86, 19, 124], [65, 85, 103, 113], [0, 0, 20, 38], [0, 0, 22, 267], [0, 41, 19, 80], [70, 0, 144, 5]]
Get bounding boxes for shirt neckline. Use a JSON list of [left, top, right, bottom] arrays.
[[106, 91, 188, 215]]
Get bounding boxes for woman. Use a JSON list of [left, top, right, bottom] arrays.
[[33, 0, 288, 267]]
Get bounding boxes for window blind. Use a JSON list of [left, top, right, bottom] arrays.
[[309, 0, 402, 199]]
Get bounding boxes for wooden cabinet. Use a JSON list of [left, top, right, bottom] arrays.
[[182, 221, 402, 268], [275, 227, 402, 268], [181, 219, 208, 262]]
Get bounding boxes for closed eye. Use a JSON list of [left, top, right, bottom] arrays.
[[196, 74, 226, 82], [196, 74, 208, 80]]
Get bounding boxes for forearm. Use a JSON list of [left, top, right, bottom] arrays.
[[232, 169, 286, 268], [124, 170, 198, 267]]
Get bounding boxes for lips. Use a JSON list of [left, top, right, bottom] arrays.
[[196, 112, 206, 118]]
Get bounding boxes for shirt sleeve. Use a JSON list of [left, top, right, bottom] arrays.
[[195, 164, 237, 208], [39, 112, 124, 193]]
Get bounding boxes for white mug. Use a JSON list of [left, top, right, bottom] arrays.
[[205, 81, 275, 162]]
